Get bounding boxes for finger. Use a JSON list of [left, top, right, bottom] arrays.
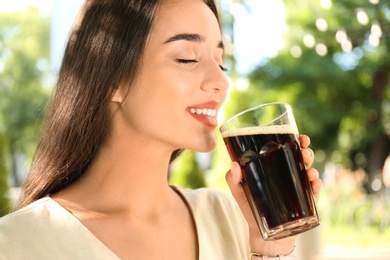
[[306, 167, 321, 202], [306, 166, 321, 203], [299, 134, 311, 148], [302, 148, 314, 168], [307, 167, 319, 182], [311, 178, 322, 202]]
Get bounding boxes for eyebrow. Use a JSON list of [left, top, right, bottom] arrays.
[[164, 33, 224, 50]]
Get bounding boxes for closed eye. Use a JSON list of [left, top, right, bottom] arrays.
[[178, 59, 228, 72], [177, 59, 198, 64]]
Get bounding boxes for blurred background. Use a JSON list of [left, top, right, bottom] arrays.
[[0, 0, 389, 259]]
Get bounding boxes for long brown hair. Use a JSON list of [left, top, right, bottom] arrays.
[[17, 0, 221, 209]]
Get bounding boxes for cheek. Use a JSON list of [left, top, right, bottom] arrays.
[[126, 78, 186, 130], [149, 72, 198, 111]]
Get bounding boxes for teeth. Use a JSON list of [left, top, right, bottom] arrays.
[[189, 108, 216, 118]]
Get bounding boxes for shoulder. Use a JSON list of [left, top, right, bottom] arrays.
[[0, 197, 55, 228], [0, 197, 58, 239], [0, 197, 120, 259], [0, 197, 67, 256]]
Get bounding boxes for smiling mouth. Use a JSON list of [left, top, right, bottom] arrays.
[[188, 108, 217, 118]]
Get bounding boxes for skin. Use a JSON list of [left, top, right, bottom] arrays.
[[52, 0, 321, 259]]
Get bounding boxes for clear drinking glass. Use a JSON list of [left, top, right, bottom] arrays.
[[220, 102, 320, 240]]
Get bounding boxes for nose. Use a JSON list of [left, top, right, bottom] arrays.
[[200, 61, 229, 92]]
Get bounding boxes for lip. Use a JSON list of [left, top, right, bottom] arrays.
[[189, 101, 218, 109], [187, 101, 219, 128]]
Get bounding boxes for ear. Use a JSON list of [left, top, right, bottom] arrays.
[[111, 86, 126, 104]]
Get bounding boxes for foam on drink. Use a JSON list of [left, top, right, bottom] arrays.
[[221, 124, 298, 138]]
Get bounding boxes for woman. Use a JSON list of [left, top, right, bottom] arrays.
[[0, 0, 321, 259]]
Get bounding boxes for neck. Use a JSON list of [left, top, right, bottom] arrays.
[[54, 131, 178, 218]]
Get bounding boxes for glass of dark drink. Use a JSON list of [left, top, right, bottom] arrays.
[[220, 102, 320, 240]]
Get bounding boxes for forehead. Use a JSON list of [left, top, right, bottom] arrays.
[[150, 0, 221, 40]]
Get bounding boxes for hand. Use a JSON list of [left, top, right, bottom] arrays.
[[225, 134, 322, 256]]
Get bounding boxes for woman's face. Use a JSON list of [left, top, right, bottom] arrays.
[[116, 0, 229, 153]]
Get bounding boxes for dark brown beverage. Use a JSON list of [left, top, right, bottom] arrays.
[[222, 125, 319, 239]]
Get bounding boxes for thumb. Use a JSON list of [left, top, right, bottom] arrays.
[[225, 161, 243, 195], [225, 162, 253, 220], [225, 161, 242, 186]]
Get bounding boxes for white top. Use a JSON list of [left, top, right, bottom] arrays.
[[0, 187, 251, 260]]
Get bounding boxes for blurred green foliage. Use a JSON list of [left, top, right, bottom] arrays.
[[172, 0, 390, 190], [0, 132, 11, 216], [0, 7, 51, 187], [240, 0, 389, 191], [170, 150, 207, 189], [318, 169, 390, 247]]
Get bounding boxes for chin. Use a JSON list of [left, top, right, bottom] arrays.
[[181, 131, 219, 152], [195, 137, 219, 153], [196, 146, 216, 153]]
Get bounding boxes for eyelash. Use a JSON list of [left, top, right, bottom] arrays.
[[177, 59, 228, 72]]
